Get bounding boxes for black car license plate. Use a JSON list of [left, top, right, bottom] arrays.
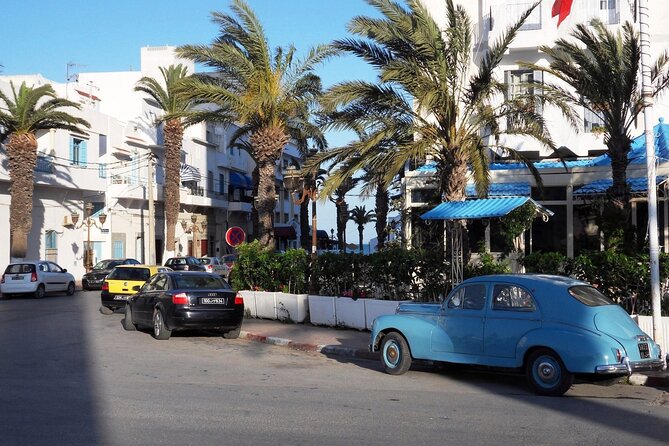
[[638, 342, 650, 359], [113, 295, 129, 301], [202, 297, 226, 304]]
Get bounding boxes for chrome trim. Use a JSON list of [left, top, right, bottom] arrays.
[[595, 356, 665, 375]]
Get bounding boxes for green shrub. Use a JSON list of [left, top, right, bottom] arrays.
[[522, 251, 568, 274]]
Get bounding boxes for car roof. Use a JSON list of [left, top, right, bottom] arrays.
[[462, 273, 588, 288], [114, 264, 164, 271]]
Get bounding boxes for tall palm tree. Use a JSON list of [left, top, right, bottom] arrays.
[[328, 173, 358, 252], [176, 0, 333, 248], [523, 20, 669, 209], [348, 205, 376, 253], [134, 64, 209, 259], [317, 0, 553, 203], [0, 81, 89, 259]]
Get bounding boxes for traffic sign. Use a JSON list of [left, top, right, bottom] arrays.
[[225, 226, 246, 247]]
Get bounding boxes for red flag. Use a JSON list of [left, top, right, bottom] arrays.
[[552, 0, 573, 27]]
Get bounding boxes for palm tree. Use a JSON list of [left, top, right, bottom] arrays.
[[176, 0, 333, 248], [328, 173, 358, 252], [348, 205, 376, 253], [0, 81, 89, 259], [134, 63, 209, 259], [317, 0, 553, 204], [523, 20, 669, 210]]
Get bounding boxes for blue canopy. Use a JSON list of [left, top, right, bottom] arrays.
[[229, 171, 253, 189], [573, 175, 668, 196], [421, 197, 553, 221], [465, 182, 530, 197]]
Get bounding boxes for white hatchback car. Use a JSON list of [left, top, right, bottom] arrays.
[[199, 256, 231, 279], [1, 261, 76, 298]]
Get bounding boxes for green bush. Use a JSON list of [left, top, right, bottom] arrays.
[[522, 251, 568, 274]]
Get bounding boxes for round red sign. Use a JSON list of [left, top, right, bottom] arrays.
[[225, 226, 246, 247]]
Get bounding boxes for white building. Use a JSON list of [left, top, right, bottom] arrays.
[[0, 46, 303, 279], [403, 0, 669, 257]]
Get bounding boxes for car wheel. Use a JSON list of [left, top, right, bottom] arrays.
[[123, 304, 137, 331], [525, 348, 574, 396], [99, 305, 114, 315], [82, 281, 89, 291], [380, 332, 412, 375], [152, 309, 171, 340], [66, 282, 75, 296], [222, 326, 241, 339], [33, 285, 45, 299]]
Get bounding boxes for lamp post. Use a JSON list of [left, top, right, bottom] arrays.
[[282, 165, 319, 260], [181, 215, 207, 257], [72, 203, 107, 272]]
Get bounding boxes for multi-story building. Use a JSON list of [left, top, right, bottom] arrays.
[[405, 0, 669, 257], [0, 46, 303, 278]]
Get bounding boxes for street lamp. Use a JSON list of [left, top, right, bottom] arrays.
[[181, 215, 207, 257], [72, 203, 107, 272], [282, 165, 319, 260]]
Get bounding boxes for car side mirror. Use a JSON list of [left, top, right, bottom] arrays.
[[62, 269, 68, 273], [132, 285, 141, 291]]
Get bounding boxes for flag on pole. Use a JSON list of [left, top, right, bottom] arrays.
[[552, 0, 573, 27]]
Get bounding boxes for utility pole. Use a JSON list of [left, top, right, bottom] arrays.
[[148, 153, 156, 265], [639, 0, 664, 355]]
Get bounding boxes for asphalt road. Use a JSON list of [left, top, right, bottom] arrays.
[[1, 290, 668, 446]]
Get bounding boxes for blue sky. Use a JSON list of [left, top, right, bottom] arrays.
[[0, 0, 385, 246]]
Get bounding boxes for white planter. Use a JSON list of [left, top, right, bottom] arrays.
[[238, 290, 256, 318], [335, 297, 366, 330], [632, 315, 669, 345], [364, 300, 405, 330], [255, 291, 278, 319], [308, 295, 337, 326], [275, 292, 309, 323]]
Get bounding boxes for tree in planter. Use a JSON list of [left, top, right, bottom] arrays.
[[229, 240, 281, 291]]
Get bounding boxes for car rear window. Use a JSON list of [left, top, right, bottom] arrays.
[[5, 264, 35, 274], [107, 267, 151, 281], [173, 275, 229, 290], [568, 285, 614, 306]]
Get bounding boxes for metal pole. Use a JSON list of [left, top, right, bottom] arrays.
[[311, 193, 317, 260], [639, 0, 664, 353], [86, 207, 92, 272], [148, 154, 156, 265]]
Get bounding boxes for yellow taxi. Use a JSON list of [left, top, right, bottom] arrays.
[[100, 265, 170, 314]]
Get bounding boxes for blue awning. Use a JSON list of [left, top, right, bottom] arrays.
[[466, 182, 531, 197], [229, 171, 253, 189], [421, 197, 553, 221], [573, 176, 668, 196]]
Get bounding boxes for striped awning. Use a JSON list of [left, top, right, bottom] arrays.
[[465, 182, 531, 197], [421, 197, 553, 221], [573, 176, 668, 196], [180, 163, 201, 182]]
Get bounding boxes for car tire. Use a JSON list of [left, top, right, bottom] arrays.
[[99, 305, 114, 315], [66, 282, 75, 296], [123, 304, 137, 331], [152, 309, 171, 340], [33, 285, 45, 299], [222, 326, 241, 339], [525, 348, 574, 396], [380, 332, 412, 375], [82, 282, 89, 291]]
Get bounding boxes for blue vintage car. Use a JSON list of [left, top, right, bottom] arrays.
[[370, 274, 665, 396]]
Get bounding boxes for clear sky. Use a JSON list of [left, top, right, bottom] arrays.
[[0, 0, 385, 247]]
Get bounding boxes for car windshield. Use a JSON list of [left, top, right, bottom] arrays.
[[92, 260, 121, 270], [173, 275, 229, 290], [107, 268, 151, 281], [568, 285, 614, 306]]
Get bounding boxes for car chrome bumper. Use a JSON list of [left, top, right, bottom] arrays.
[[595, 356, 666, 375]]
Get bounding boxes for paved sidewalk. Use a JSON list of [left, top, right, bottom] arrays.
[[239, 317, 669, 388]]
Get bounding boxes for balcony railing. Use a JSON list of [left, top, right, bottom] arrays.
[[507, 1, 542, 31], [35, 156, 53, 173]]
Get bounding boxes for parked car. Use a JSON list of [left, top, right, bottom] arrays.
[[221, 254, 237, 271], [122, 271, 244, 340], [199, 256, 230, 278], [1, 260, 75, 298], [370, 274, 665, 396], [164, 256, 206, 272], [81, 258, 140, 290], [100, 265, 170, 314]]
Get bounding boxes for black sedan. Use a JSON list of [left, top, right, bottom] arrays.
[[82, 258, 140, 290], [123, 271, 244, 340], [164, 256, 206, 272]]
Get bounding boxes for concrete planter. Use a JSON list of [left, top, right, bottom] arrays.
[[308, 295, 337, 326], [275, 292, 309, 323], [632, 315, 669, 344], [254, 291, 278, 319], [335, 297, 366, 330], [238, 290, 256, 318], [364, 300, 404, 330]]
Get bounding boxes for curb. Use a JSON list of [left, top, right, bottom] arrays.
[[629, 372, 669, 388], [240, 331, 378, 360]]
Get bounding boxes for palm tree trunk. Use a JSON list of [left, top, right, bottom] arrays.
[[358, 224, 364, 253], [337, 201, 348, 252], [300, 197, 310, 250], [606, 134, 631, 206], [441, 150, 468, 202], [374, 183, 389, 250], [6, 133, 38, 259], [163, 119, 184, 259]]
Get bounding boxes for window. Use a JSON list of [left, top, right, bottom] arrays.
[[584, 107, 605, 133], [45, 230, 57, 249], [69, 137, 88, 166], [99, 134, 107, 157], [113, 240, 124, 258], [447, 284, 487, 310], [207, 170, 214, 192], [505, 70, 542, 127], [411, 188, 440, 204], [569, 285, 614, 306], [507, 1, 542, 31], [492, 284, 536, 310], [219, 174, 225, 195]]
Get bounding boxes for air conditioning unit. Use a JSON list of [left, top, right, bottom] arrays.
[[62, 215, 74, 227]]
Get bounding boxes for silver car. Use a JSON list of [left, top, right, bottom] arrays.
[[1, 261, 76, 298], [199, 256, 230, 279]]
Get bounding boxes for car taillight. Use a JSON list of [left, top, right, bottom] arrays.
[[0, 274, 4, 284], [206, 265, 213, 272], [102, 282, 109, 291], [234, 293, 244, 305], [31, 271, 38, 282], [173, 292, 189, 305]]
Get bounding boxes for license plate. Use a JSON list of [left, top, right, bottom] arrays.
[[113, 295, 129, 301], [202, 297, 226, 304], [638, 342, 650, 359], [11, 275, 24, 280]]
